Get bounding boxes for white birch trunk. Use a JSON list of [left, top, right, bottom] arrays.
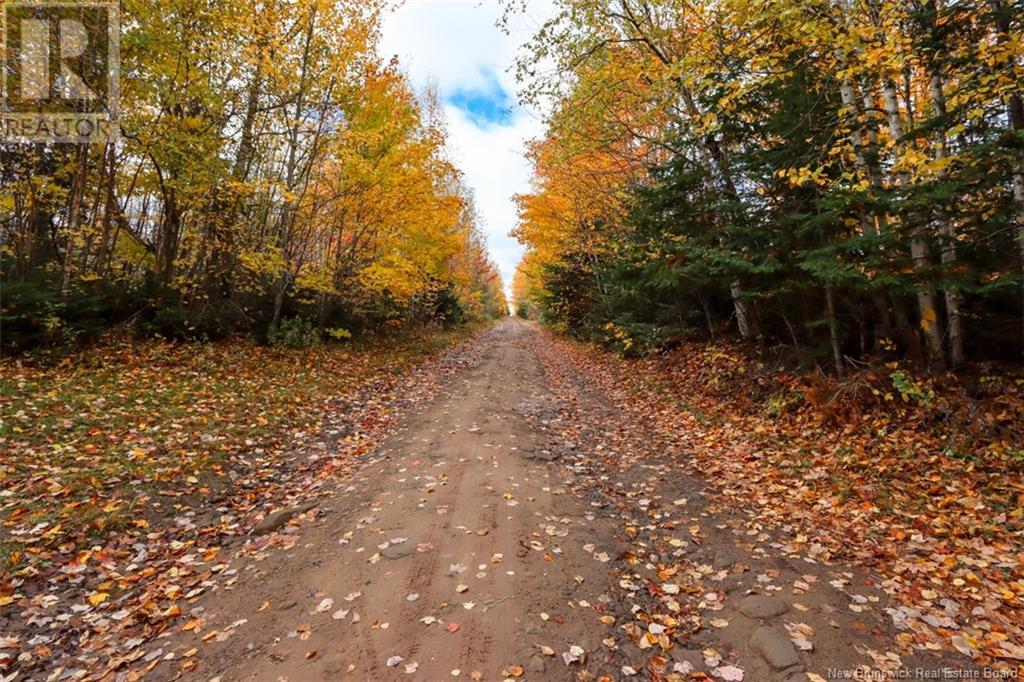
[[928, 71, 964, 366], [882, 77, 946, 370]]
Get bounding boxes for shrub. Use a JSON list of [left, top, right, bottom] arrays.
[[890, 370, 933, 406], [268, 317, 320, 348]]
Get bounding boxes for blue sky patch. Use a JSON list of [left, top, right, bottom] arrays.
[[446, 70, 513, 127]]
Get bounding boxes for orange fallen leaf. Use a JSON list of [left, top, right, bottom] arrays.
[[181, 618, 203, 632]]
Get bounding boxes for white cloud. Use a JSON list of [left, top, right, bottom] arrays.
[[379, 0, 555, 300]]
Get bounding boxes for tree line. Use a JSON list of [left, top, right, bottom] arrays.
[[510, 0, 1022, 372], [1, 0, 506, 352]]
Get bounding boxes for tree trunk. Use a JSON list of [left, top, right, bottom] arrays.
[[826, 285, 844, 376], [928, 70, 964, 367], [881, 77, 946, 371], [60, 144, 90, 294], [268, 8, 317, 333], [698, 291, 716, 342], [154, 187, 181, 290], [838, 73, 894, 343], [95, 145, 118, 276], [861, 83, 924, 360], [29, 143, 55, 268], [679, 87, 755, 339], [730, 279, 754, 340], [271, 274, 288, 329]]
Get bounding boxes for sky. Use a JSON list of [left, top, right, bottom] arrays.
[[379, 0, 555, 302]]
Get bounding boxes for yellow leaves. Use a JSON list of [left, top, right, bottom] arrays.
[[919, 306, 937, 332], [778, 166, 831, 189], [87, 592, 110, 607], [238, 248, 285, 278], [359, 252, 428, 304], [294, 265, 336, 297]]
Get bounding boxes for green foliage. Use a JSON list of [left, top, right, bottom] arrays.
[[267, 317, 320, 349], [0, 270, 116, 351], [890, 370, 934, 406], [764, 389, 803, 418]]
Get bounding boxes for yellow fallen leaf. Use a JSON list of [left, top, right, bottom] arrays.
[[88, 592, 109, 607]]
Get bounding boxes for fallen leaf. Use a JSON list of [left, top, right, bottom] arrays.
[[714, 665, 745, 680]]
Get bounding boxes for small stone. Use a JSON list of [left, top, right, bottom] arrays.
[[252, 502, 317, 534], [527, 655, 546, 673], [719, 574, 746, 594], [750, 626, 802, 670], [524, 448, 560, 461], [739, 595, 790, 619], [669, 647, 704, 671], [381, 544, 413, 560]]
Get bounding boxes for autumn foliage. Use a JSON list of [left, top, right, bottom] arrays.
[[1, 0, 506, 351], [512, 0, 1023, 372]]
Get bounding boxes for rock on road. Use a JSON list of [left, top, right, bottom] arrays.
[[152, 319, 972, 681]]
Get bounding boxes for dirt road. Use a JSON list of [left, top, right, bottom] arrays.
[[152, 319, 972, 681]]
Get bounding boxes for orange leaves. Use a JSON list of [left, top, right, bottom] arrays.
[[180, 618, 203, 633], [512, 44, 656, 317]]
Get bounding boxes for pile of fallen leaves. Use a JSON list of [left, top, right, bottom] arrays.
[[0, 326, 484, 677], [541, 332, 1024, 670]]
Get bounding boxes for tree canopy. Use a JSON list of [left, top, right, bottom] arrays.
[[1, 0, 507, 351], [511, 0, 1024, 371]]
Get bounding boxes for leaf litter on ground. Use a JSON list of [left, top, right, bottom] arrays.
[[0, 327, 491, 678]]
